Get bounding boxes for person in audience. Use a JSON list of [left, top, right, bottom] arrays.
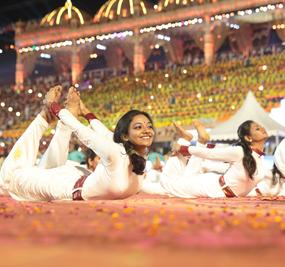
[[83, 148, 100, 172], [67, 140, 86, 164]]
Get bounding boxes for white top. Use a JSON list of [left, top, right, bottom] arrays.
[[76, 118, 146, 200], [187, 145, 267, 196], [274, 138, 285, 177]]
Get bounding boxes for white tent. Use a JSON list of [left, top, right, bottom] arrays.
[[210, 91, 285, 140]]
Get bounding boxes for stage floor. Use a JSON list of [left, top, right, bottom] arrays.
[[1, 194, 285, 267]]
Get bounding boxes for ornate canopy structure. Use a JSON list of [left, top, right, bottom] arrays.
[[158, 0, 218, 11], [14, 0, 285, 89], [94, 0, 151, 23], [40, 0, 91, 27]]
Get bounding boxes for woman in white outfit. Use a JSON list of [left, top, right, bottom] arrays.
[[272, 138, 285, 195], [0, 86, 155, 201], [248, 138, 285, 197], [143, 120, 268, 198]]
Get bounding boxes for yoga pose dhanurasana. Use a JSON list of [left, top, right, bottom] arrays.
[[0, 85, 155, 201]]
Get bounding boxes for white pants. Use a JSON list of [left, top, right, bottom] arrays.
[[163, 151, 227, 198], [141, 155, 187, 196], [142, 152, 226, 198], [0, 115, 84, 201]]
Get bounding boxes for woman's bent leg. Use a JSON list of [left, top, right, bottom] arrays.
[[0, 114, 48, 189], [58, 109, 120, 166], [39, 121, 72, 169], [141, 179, 169, 195]]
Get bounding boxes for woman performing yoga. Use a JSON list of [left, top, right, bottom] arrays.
[[142, 120, 268, 198], [249, 137, 285, 197], [0, 85, 155, 201]]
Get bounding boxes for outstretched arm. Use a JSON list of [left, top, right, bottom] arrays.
[[187, 145, 244, 163], [80, 100, 113, 140]]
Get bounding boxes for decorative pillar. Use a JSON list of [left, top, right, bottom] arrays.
[[14, 20, 26, 90], [121, 31, 153, 74], [15, 54, 24, 90], [204, 17, 215, 65], [133, 29, 145, 74], [71, 49, 83, 84]]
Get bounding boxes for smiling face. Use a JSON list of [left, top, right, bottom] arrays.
[[247, 122, 268, 143], [124, 114, 155, 153]]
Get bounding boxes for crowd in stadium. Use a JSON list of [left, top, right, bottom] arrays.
[[0, 25, 284, 171]]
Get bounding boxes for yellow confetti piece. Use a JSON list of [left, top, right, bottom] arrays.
[[152, 215, 161, 225], [187, 207, 193, 212], [123, 207, 134, 214], [111, 212, 120, 219], [274, 216, 282, 223], [249, 221, 267, 229], [255, 212, 263, 218], [269, 209, 278, 216], [33, 207, 41, 213], [113, 222, 124, 230], [231, 219, 241, 226]]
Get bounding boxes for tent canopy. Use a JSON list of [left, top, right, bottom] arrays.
[[210, 91, 285, 140]]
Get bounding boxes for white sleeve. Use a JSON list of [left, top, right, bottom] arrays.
[[188, 145, 244, 162], [274, 138, 285, 176], [89, 119, 114, 141], [58, 109, 120, 166], [201, 160, 230, 174]]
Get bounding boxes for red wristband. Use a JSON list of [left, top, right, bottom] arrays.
[[206, 143, 216, 149], [179, 146, 191, 157], [49, 102, 62, 118], [84, 113, 97, 122]]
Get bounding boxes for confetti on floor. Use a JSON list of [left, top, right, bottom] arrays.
[[1, 194, 285, 267]]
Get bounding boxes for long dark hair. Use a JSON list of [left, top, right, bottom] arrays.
[[272, 163, 283, 185], [113, 110, 154, 175], [271, 144, 284, 185], [236, 120, 256, 179]]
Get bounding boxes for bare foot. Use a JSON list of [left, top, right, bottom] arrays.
[[170, 141, 181, 156], [44, 85, 62, 105], [173, 122, 193, 142], [41, 85, 62, 123], [65, 86, 81, 117], [193, 120, 210, 144], [79, 100, 90, 117]]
